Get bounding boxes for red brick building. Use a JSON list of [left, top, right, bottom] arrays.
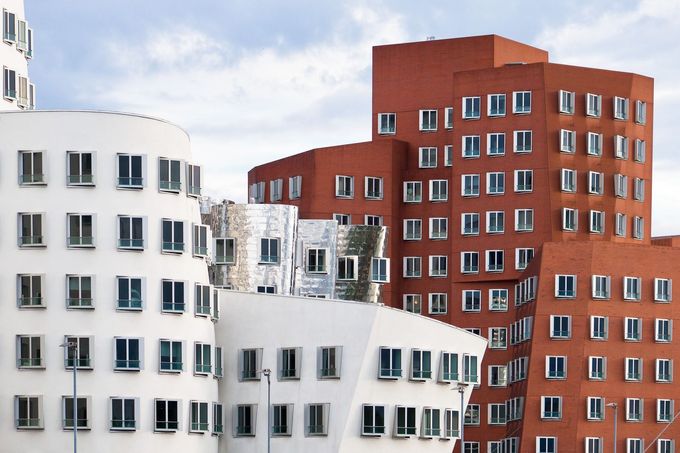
[[248, 35, 677, 453]]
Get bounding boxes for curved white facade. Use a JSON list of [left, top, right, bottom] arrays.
[[1, 0, 34, 110], [0, 111, 217, 452]]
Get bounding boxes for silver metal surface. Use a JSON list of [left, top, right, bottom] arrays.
[[294, 220, 338, 298]]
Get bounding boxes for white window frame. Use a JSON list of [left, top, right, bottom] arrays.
[[365, 176, 383, 200], [560, 168, 576, 192], [514, 130, 532, 153], [403, 219, 422, 240], [377, 112, 396, 135], [515, 209, 533, 232], [586, 93, 602, 117], [488, 93, 506, 117], [559, 90, 575, 114], [614, 96, 630, 120], [486, 172, 505, 195], [403, 181, 422, 203], [513, 91, 531, 114], [335, 175, 354, 198], [429, 179, 448, 201], [419, 109, 437, 131], [486, 211, 504, 234], [560, 129, 576, 153], [462, 96, 481, 119], [487, 133, 505, 156]]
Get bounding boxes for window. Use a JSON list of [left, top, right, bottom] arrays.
[[658, 440, 675, 453], [117, 154, 143, 188], [276, 347, 301, 380], [318, 346, 341, 379], [370, 257, 389, 283], [410, 349, 432, 380], [461, 251, 479, 274], [213, 402, 224, 434], [616, 213, 627, 237], [515, 209, 533, 232], [515, 248, 534, 270], [590, 210, 604, 234], [193, 342, 212, 375], [438, 351, 459, 382], [4, 67, 16, 99], [421, 407, 441, 437], [66, 275, 93, 309], [614, 174, 628, 198], [257, 285, 276, 294], [114, 337, 142, 371], [514, 130, 532, 153], [625, 317, 642, 341], [18, 212, 44, 246], [487, 133, 505, 156], [267, 179, 282, 202], [330, 256, 357, 283], [161, 280, 185, 313], [614, 96, 630, 120], [489, 365, 508, 386], [420, 109, 437, 131], [403, 294, 422, 314], [195, 284, 212, 316], [589, 356, 606, 380], [590, 316, 608, 340], [462, 174, 480, 196], [489, 289, 508, 311], [250, 181, 265, 203], [463, 354, 479, 384], [212, 346, 223, 377], [158, 158, 181, 192], [365, 176, 383, 200], [550, 315, 571, 339], [657, 399, 673, 423], [305, 248, 328, 274], [154, 399, 180, 432], [186, 164, 201, 196], [626, 398, 643, 421], [258, 237, 280, 264], [483, 211, 503, 234], [306, 403, 330, 436], [633, 216, 644, 240], [586, 93, 602, 117], [624, 276, 641, 301], [116, 276, 143, 310], [19, 150, 45, 184], [592, 275, 611, 299], [635, 100, 647, 124], [333, 213, 350, 225], [626, 357, 643, 382], [633, 178, 645, 201], [587, 397, 604, 420], [3, 9, 16, 42], [587, 132, 603, 156], [627, 439, 644, 453], [634, 139, 646, 163], [159, 339, 183, 372], [429, 179, 448, 201], [402, 219, 422, 241], [362, 405, 385, 436], [15, 395, 43, 429], [444, 145, 453, 166], [560, 129, 576, 153], [615, 135, 629, 159], [403, 257, 421, 278], [513, 91, 531, 114], [537, 437, 558, 453], [463, 96, 481, 119], [269, 404, 293, 436], [561, 168, 576, 192], [462, 290, 481, 312], [335, 175, 354, 198], [429, 293, 448, 315], [465, 405, 480, 426], [541, 396, 562, 419], [559, 90, 575, 114], [462, 135, 480, 158], [562, 208, 578, 232], [63, 213, 94, 247], [239, 348, 263, 381], [379, 347, 401, 379], [656, 319, 673, 343], [235, 404, 256, 436], [62, 396, 91, 430], [213, 237, 235, 264], [426, 217, 448, 239], [656, 359, 673, 382], [108, 397, 137, 431], [486, 250, 504, 272], [403, 181, 422, 203], [586, 438, 604, 453], [656, 278, 672, 302], [118, 216, 144, 250], [394, 406, 416, 437], [546, 356, 566, 379], [429, 255, 447, 277], [28, 82, 35, 109], [378, 112, 396, 134], [461, 213, 479, 235], [419, 147, 437, 168], [488, 93, 506, 117], [67, 151, 94, 185], [486, 172, 505, 195], [13, 75, 25, 106], [555, 275, 576, 298], [445, 107, 454, 128]]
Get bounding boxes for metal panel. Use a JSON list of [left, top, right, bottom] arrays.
[[294, 220, 338, 298]]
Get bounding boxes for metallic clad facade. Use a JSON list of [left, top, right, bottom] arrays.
[[334, 225, 388, 303], [294, 220, 338, 298]]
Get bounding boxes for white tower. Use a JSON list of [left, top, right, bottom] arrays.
[[1, 0, 35, 110]]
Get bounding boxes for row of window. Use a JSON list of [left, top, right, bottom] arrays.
[[554, 275, 671, 301], [542, 354, 673, 383], [14, 274, 217, 317], [2, 9, 34, 58], [402, 251, 510, 278], [550, 314, 673, 344], [558, 91, 647, 123], [558, 130, 645, 161], [14, 335, 223, 377], [3, 67, 35, 109], [560, 209, 645, 236], [250, 176, 301, 203], [560, 169, 645, 199], [360, 404, 459, 439], [12, 152, 202, 195], [532, 437, 673, 453]]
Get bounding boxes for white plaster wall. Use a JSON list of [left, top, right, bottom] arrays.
[[216, 291, 487, 453], [0, 0, 32, 111], [0, 111, 217, 453]]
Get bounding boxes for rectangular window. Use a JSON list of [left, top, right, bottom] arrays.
[[318, 346, 341, 379], [403, 294, 422, 314], [588, 132, 603, 156], [633, 216, 644, 240], [626, 397, 643, 421], [214, 237, 235, 263], [411, 349, 432, 380], [444, 144, 453, 166], [560, 129, 576, 153], [269, 179, 282, 202], [513, 91, 531, 114], [562, 207, 578, 232], [213, 403, 224, 434], [161, 280, 185, 313], [159, 158, 181, 192], [192, 224, 208, 257], [590, 210, 604, 234], [117, 276, 143, 310], [634, 139, 646, 163], [537, 437, 558, 453], [18, 212, 44, 247], [462, 290, 481, 312], [62, 396, 91, 430], [427, 217, 448, 239], [362, 404, 386, 436], [486, 211, 504, 234], [16, 335, 44, 368], [114, 337, 142, 371], [559, 90, 575, 114], [541, 396, 562, 419], [488, 93, 506, 116], [271, 404, 293, 436], [66, 275, 93, 309], [306, 248, 328, 273], [189, 401, 210, 433], [394, 406, 416, 437], [587, 397, 604, 421], [486, 172, 505, 195], [67, 151, 94, 185], [419, 147, 437, 168], [515, 209, 534, 232], [625, 317, 642, 341], [464, 404, 480, 425], [657, 399, 673, 423], [365, 215, 382, 226], [429, 179, 448, 201], [288, 175, 302, 199], [429, 293, 448, 315], [462, 136, 480, 158], [155, 399, 180, 432], [257, 285, 276, 294], [118, 216, 144, 250], [370, 257, 389, 283], [636, 100, 647, 125], [614, 174, 628, 199], [439, 351, 458, 382], [463, 96, 481, 119], [420, 109, 437, 131], [515, 248, 534, 270], [614, 96, 630, 120], [335, 175, 354, 197], [365, 176, 383, 199], [235, 404, 256, 436], [514, 130, 532, 153], [463, 354, 479, 384], [403, 181, 422, 203], [586, 93, 602, 117], [3, 9, 16, 42], [260, 237, 280, 264], [615, 135, 629, 159], [337, 256, 358, 281], [550, 315, 571, 339], [461, 213, 479, 235], [616, 213, 627, 237], [67, 214, 94, 247], [403, 219, 422, 240], [239, 348, 263, 381], [589, 356, 606, 380], [378, 112, 396, 134], [159, 339, 183, 372], [590, 316, 608, 340], [15, 395, 43, 429], [486, 250, 504, 272], [561, 169, 576, 192], [61, 336, 92, 370], [587, 437, 605, 453], [655, 319, 673, 343], [277, 347, 301, 380], [487, 133, 505, 156], [333, 213, 350, 225], [421, 407, 441, 437], [624, 276, 641, 301], [589, 171, 604, 195], [461, 174, 480, 196], [489, 365, 508, 386], [186, 164, 201, 196], [461, 251, 479, 274], [195, 284, 211, 316], [307, 403, 329, 436], [250, 181, 265, 203], [117, 154, 143, 188], [655, 278, 672, 302], [3, 67, 16, 99], [656, 358, 672, 382], [489, 289, 508, 311], [429, 255, 447, 277], [555, 275, 576, 298], [19, 150, 45, 184], [633, 178, 645, 201], [592, 275, 611, 299], [444, 107, 453, 128], [403, 257, 421, 278], [546, 356, 567, 379], [379, 346, 402, 379]]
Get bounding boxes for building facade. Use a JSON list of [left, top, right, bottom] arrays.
[[247, 35, 673, 453], [1, 0, 35, 110]]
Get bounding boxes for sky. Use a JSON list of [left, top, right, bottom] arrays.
[[26, 0, 680, 235]]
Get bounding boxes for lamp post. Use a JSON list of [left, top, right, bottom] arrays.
[[606, 402, 618, 453], [262, 368, 272, 453], [456, 383, 469, 452], [59, 340, 79, 453]]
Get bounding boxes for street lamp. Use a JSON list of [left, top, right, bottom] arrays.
[[261, 368, 272, 453], [456, 383, 469, 452], [59, 340, 79, 453], [606, 402, 618, 453]]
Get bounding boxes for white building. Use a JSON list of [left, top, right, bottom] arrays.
[[216, 291, 487, 453], [1, 0, 34, 110]]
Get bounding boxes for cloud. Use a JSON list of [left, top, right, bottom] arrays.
[[78, 2, 409, 203], [535, 0, 680, 236]]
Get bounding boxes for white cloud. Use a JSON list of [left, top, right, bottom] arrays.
[[535, 0, 680, 236], [80, 2, 409, 203]]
